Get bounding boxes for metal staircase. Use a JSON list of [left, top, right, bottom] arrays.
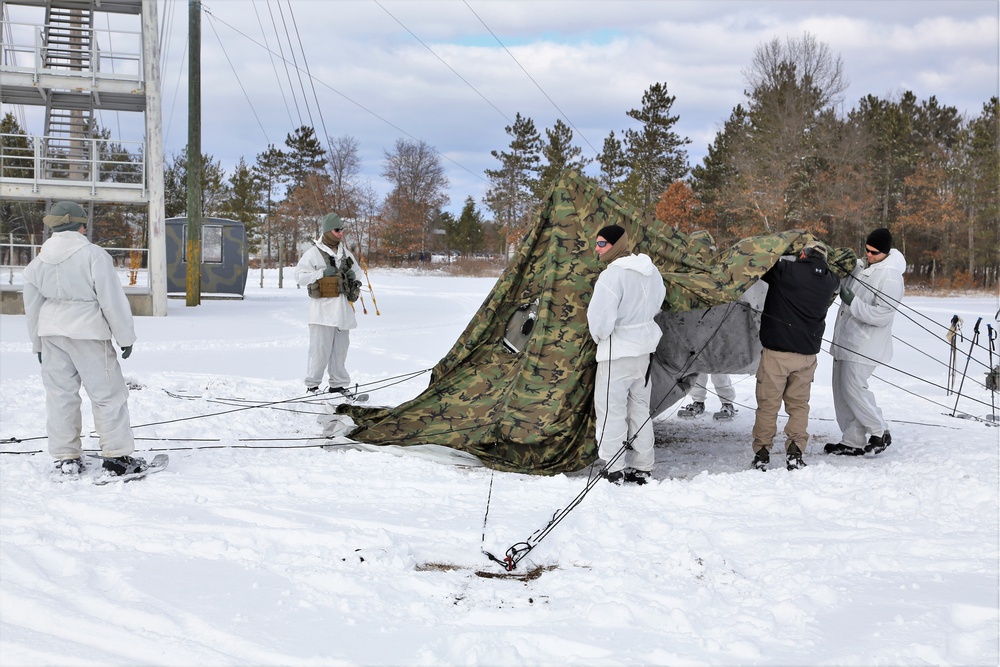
[[0, 0, 167, 316], [42, 3, 94, 181]]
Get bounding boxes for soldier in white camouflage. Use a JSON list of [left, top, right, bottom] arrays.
[[587, 224, 666, 485], [295, 212, 361, 396]]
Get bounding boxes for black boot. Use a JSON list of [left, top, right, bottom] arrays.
[[624, 468, 651, 485], [603, 470, 624, 485], [786, 443, 807, 470], [865, 433, 890, 454], [824, 442, 865, 456], [752, 448, 769, 471]]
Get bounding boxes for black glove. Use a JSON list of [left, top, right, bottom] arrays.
[[322, 266, 338, 278], [36, 352, 41, 364], [121, 345, 132, 359], [347, 268, 357, 282], [840, 285, 855, 306]]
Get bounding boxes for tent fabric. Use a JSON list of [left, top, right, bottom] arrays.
[[340, 171, 856, 474]]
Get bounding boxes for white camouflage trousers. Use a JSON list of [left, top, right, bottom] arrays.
[[832, 359, 886, 447], [305, 324, 351, 390], [595, 355, 654, 474], [689, 372, 736, 404], [40, 336, 134, 460]]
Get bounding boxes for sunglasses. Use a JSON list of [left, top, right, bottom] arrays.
[[865, 247, 883, 255], [596, 240, 609, 248]]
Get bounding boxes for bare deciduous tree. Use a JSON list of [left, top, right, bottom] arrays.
[[380, 138, 449, 258], [326, 134, 362, 218]]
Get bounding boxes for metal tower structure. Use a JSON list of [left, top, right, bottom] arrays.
[[0, 0, 166, 315]]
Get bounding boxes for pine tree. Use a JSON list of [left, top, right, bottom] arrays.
[[484, 113, 541, 254], [282, 126, 327, 191], [537, 119, 591, 200], [253, 144, 287, 266], [221, 157, 265, 254], [596, 130, 628, 196], [445, 196, 485, 255], [619, 83, 691, 217], [162, 149, 230, 218]]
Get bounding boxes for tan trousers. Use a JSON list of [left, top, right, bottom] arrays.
[[751, 348, 817, 453]]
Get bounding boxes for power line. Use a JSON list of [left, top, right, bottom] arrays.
[[252, 0, 295, 129], [275, 0, 314, 130], [204, 11, 269, 145], [461, 0, 600, 157], [372, 0, 512, 125], [200, 6, 486, 184], [163, 35, 188, 152], [262, 0, 303, 127]]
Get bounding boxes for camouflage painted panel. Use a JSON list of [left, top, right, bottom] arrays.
[[165, 219, 249, 295], [342, 171, 856, 474]]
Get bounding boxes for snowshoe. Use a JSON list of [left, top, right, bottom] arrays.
[[824, 442, 865, 456], [752, 448, 769, 471], [102, 455, 149, 476], [93, 454, 168, 485], [786, 443, 807, 470], [677, 401, 705, 418], [328, 386, 369, 402], [713, 403, 737, 420]]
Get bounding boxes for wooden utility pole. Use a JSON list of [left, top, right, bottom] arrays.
[[185, 0, 202, 306]]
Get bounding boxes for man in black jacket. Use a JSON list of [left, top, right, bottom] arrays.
[[750, 241, 839, 471]]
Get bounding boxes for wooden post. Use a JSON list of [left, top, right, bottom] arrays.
[[185, 0, 202, 306], [278, 238, 284, 288]]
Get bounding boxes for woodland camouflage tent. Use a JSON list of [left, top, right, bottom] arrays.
[[340, 171, 856, 474]]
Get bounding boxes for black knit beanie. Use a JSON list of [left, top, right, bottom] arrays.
[[866, 228, 892, 254], [597, 224, 625, 245]]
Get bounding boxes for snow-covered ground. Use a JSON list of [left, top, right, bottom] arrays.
[[1, 268, 998, 666]]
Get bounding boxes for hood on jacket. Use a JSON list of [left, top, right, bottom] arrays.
[[37, 231, 89, 264], [611, 253, 659, 277], [866, 248, 906, 274]]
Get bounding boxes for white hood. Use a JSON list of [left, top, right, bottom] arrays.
[[37, 231, 89, 264], [612, 253, 660, 277]]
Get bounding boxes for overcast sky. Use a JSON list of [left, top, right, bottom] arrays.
[[12, 0, 999, 215]]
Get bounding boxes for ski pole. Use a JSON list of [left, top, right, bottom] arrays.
[[951, 317, 982, 417], [360, 255, 381, 316], [988, 324, 997, 420], [946, 315, 961, 395]]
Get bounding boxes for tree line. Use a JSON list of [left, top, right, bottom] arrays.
[[1, 32, 996, 287]]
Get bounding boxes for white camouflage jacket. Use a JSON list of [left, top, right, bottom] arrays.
[[587, 253, 666, 362], [294, 240, 358, 329], [23, 231, 136, 353], [831, 248, 906, 365]]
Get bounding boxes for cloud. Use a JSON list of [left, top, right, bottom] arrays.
[[11, 0, 994, 213]]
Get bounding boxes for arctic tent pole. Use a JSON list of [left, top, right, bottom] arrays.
[[950, 317, 982, 417]]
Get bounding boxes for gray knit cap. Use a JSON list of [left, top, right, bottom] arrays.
[[43, 201, 88, 232]]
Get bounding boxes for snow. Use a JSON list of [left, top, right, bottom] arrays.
[[1, 269, 998, 666]]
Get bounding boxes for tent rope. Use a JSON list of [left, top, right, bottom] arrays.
[[482, 302, 743, 571]]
